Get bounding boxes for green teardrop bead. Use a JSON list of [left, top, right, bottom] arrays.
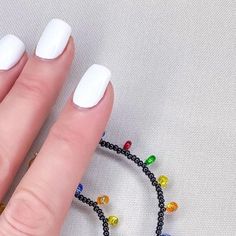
[[144, 155, 156, 165]]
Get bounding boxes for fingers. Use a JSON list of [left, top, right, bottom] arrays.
[[0, 35, 27, 101], [0, 19, 74, 201], [0, 65, 114, 236]]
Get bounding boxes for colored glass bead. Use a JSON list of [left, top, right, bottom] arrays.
[[97, 195, 110, 205], [108, 215, 119, 226], [144, 155, 156, 165], [157, 175, 169, 188], [0, 203, 5, 214], [76, 184, 84, 195], [166, 202, 178, 213], [123, 140, 132, 150]]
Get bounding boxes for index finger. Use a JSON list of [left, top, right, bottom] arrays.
[[0, 65, 114, 236]]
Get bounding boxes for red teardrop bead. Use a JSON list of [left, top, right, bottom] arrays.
[[123, 140, 132, 150]]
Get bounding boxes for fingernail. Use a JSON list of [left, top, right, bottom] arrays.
[[73, 64, 111, 108], [35, 18, 71, 59], [0, 34, 25, 70]]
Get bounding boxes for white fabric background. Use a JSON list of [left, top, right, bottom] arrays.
[[0, 1, 235, 235]]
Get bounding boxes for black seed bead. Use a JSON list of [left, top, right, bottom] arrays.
[[103, 226, 109, 231], [97, 209, 102, 214], [158, 221, 164, 226], [105, 142, 110, 148], [117, 148, 122, 154], [100, 141, 106, 147], [98, 212, 103, 217], [160, 207, 166, 213], [143, 166, 148, 172], [152, 181, 158, 186], [113, 145, 118, 151], [159, 198, 165, 203], [158, 216, 164, 221], [157, 189, 163, 195], [127, 154, 132, 159], [103, 231, 109, 236], [94, 206, 99, 211], [131, 155, 136, 161], [150, 176, 156, 182], [158, 199, 164, 204], [134, 157, 140, 164], [103, 222, 108, 227], [100, 215, 106, 221], [125, 150, 130, 156], [86, 198, 91, 204], [109, 144, 114, 150], [148, 173, 154, 178], [158, 212, 164, 217], [138, 160, 144, 166], [121, 149, 126, 154], [156, 183, 161, 188]]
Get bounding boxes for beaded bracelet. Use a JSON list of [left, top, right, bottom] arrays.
[[73, 138, 178, 236], [0, 137, 178, 236]]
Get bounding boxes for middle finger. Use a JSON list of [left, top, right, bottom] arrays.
[[0, 19, 74, 201]]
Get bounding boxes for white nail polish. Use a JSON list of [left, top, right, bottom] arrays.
[[73, 64, 111, 108], [0, 34, 25, 70], [35, 18, 71, 59]]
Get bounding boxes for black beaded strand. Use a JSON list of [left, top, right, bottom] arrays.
[[99, 139, 166, 236], [74, 139, 166, 236], [74, 193, 110, 236]]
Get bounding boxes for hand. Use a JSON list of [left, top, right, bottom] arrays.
[[0, 19, 114, 235]]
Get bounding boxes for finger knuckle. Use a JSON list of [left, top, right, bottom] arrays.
[[50, 122, 86, 148], [3, 188, 54, 235], [14, 73, 49, 102]]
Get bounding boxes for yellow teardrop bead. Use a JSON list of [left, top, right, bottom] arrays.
[[0, 203, 6, 214], [166, 202, 178, 213], [97, 195, 110, 205], [157, 175, 169, 188], [108, 216, 119, 226]]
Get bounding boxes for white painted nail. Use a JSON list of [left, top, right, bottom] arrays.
[[0, 34, 25, 70], [73, 64, 111, 108], [35, 18, 71, 59]]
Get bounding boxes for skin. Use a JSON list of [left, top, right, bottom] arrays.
[[0, 37, 114, 235]]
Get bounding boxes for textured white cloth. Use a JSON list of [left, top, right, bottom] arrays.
[[0, 1, 235, 235]]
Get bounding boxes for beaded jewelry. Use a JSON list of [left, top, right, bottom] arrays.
[[0, 135, 178, 236], [74, 137, 178, 236]]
